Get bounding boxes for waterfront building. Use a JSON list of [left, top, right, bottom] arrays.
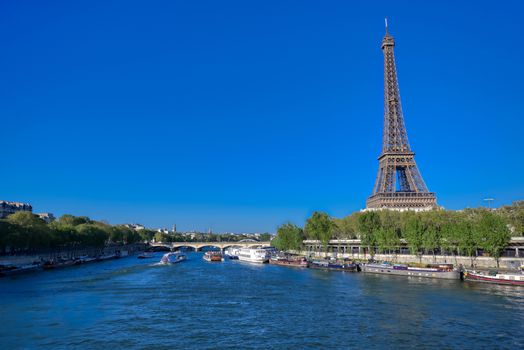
[[366, 21, 437, 211], [0, 200, 32, 219], [37, 212, 55, 223]]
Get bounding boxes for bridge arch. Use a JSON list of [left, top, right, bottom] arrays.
[[170, 245, 197, 252], [195, 244, 223, 252]]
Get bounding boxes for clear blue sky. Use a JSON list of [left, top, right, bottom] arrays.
[[1, 1, 523, 232]]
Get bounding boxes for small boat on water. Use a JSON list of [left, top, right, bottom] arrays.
[[464, 269, 524, 286], [137, 252, 154, 259], [203, 251, 224, 262], [160, 252, 187, 265], [269, 254, 308, 268], [308, 259, 359, 272], [361, 262, 460, 280], [237, 248, 269, 264]]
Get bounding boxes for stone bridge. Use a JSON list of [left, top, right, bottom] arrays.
[[150, 241, 271, 252]]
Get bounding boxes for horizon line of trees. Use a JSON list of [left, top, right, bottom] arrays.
[[0, 212, 147, 254], [0, 212, 273, 254], [272, 201, 523, 266]]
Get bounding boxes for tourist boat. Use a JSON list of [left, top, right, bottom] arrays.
[[137, 252, 154, 259], [237, 248, 269, 263], [224, 247, 240, 259], [361, 262, 460, 280], [160, 252, 187, 264], [269, 254, 308, 268], [203, 251, 224, 262], [463, 270, 524, 286], [308, 258, 359, 272]]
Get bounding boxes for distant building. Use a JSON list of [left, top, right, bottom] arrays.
[[0, 200, 32, 219], [37, 212, 55, 223]]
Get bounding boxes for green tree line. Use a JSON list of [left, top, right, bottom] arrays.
[[0, 212, 145, 254], [273, 201, 523, 266]]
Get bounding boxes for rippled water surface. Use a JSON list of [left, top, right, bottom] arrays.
[[1, 253, 523, 349]]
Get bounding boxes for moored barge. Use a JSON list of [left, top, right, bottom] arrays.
[[269, 255, 308, 268], [464, 270, 524, 286], [361, 262, 460, 280], [308, 259, 359, 272]]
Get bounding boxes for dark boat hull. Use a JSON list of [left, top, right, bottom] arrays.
[[464, 272, 524, 286], [269, 259, 308, 268], [361, 264, 459, 280], [308, 262, 358, 272]]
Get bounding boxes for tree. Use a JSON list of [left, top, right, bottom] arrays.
[[497, 201, 524, 236], [305, 212, 334, 255], [421, 212, 443, 262], [477, 211, 510, 267], [358, 211, 381, 259], [333, 213, 360, 239], [139, 229, 156, 242], [0, 220, 17, 253], [403, 216, 425, 263], [273, 223, 304, 252], [259, 233, 272, 242], [6, 211, 51, 251], [376, 227, 400, 257], [75, 224, 109, 248], [58, 214, 91, 227]]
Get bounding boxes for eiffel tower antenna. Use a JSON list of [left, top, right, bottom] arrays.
[[385, 17, 388, 34], [366, 23, 437, 211]]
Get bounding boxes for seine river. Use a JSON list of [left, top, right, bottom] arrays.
[[1, 253, 523, 349]]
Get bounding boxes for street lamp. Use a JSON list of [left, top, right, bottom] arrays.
[[483, 198, 495, 209]]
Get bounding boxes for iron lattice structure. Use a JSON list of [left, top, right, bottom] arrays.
[[366, 24, 437, 211]]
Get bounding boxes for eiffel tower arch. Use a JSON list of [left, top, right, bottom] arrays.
[[366, 21, 437, 211]]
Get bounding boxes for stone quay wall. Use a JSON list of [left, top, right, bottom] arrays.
[[297, 251, 524, 269], [0, 243, 146, 266]]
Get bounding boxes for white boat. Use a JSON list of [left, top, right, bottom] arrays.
[[160, 252, 187, 264], [237, 248, 269, 264], [224, 247, 240, 259]]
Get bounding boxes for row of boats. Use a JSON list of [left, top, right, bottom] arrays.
[[157, 247, 524, 286], [5, 247, 522, 287], [0, 251, 124, 277]]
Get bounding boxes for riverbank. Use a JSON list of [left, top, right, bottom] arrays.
[[297, 251, 524, 269], [0, 243, 146, 267]]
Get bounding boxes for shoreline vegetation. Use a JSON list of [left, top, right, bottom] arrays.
[[272, 201, 523, 268], [1, 202, 522, 270], [0, 212, 271, 258]]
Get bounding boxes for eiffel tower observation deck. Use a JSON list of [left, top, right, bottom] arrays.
[[366, 20, 437, 211]]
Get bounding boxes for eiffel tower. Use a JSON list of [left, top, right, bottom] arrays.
[[366, 20, 437, 211]]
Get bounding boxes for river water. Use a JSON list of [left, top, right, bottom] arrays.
[[1, 252, 523, 349]]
